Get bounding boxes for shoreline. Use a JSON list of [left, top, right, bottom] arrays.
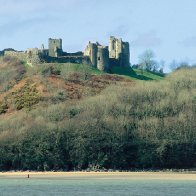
[[0, 171, 196, 180]]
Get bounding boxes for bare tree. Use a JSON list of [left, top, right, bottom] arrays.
[[138, 49, 156, 71]]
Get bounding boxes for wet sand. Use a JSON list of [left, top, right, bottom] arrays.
[[0, 171, 196, 180]]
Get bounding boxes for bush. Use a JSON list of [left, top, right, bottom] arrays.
[[0, 102, 8, 114], [0, 56, 26, 92], [9, 81, 40, 110]]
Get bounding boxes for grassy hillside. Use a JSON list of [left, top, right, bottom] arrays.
[[0, 57, 133, 115], [0, 56, 195, 171], [110, 66, 164, 80]]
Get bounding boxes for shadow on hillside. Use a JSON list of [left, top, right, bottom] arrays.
[[147, 70, 165, 77], [132, 73, 153, 80], [110, 66, 153, 80]]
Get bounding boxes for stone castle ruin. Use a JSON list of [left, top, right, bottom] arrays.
[[84, 42, 109, 71], [3, 36, 130, 71], [109, 36, 130, 67], [48, 38, 63, 57], [83, 36, 130, 71]]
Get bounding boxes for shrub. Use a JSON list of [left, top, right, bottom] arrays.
[[0, 102, 8, 114], [9, 81, 40, 110]]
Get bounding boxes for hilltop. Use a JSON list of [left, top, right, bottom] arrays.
[[0, 56, 164, 116], [0, 56, 195, 171]]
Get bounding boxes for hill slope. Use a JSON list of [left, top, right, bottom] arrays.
[[111, 66, 164, 80], [0, 57, 195, 171]]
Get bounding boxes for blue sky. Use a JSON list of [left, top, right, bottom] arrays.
[[1, 0, 196, 71]]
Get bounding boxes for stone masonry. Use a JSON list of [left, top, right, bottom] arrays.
[[48, 38, 62, 57], [84, 42, 109, 71], [84, 36, 130, 70], [3, 36, 130, 71], [109, 36, 130, 67]]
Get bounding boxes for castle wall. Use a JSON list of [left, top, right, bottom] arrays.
[[26, 48, 42, 65], [48, 38, 62, 57], [62, 51, 83, 56], [4, 51, 27, 60], [45, 56, 90, 65]]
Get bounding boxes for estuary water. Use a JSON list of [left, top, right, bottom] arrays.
[[0, 173, 195, 196]]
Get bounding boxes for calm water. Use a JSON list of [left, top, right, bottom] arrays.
[[0, 176, 195, 196]]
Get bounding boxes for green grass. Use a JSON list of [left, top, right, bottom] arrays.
[[51, 63, 103, 74], [133, 68, 165, 80], [110, 66, 165, 80], [28, 62, 164, 81], [60, 64, 165, 81]]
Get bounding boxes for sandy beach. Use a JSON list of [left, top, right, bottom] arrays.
[[0, 171, 196, 181]]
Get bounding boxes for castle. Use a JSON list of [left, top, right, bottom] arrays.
[[3, 36, 130, 71]]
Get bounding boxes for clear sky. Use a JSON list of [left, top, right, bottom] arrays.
[[1, 0, 196, 71]]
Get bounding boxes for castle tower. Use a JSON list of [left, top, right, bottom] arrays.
[[89, 43, 98, 68], [109, 36, 116, 59], [109, 36, 130, 67], [84, 42, 98, 68], [122, 42, 130, 67], [84, 42, 109, 71], [115, 38, 123, 59], [109, 36, 123, 59], [48, 38, 62, 57], [97, 46, 109, 71]]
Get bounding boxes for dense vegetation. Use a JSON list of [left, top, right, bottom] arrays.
[[0, 56, 195, 171]]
